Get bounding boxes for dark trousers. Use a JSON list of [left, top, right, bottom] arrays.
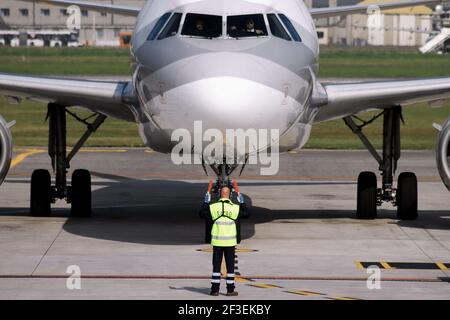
[[211, 246, 236, 291]]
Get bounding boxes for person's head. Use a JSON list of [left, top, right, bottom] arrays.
[[195, 19, 204, 31], [246, 19, 255, 30], [220, 187, 230, 199]]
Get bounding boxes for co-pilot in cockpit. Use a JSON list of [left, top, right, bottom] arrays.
[[227, 14, 267, 38], [182, 13, 222, 38]]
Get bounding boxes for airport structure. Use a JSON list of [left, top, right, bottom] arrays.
[[0, 0, 446, 46], [314, 0, 445, 46], [0, 0, 143, 46]]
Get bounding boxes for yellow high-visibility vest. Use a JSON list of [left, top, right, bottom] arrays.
[[209, 198, 240, 247]]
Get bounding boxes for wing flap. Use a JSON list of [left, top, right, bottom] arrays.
[[0, 73, 136, 121], [315, 77, 450, 122]]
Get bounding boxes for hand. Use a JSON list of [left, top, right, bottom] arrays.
[[204, 193, 211, 204], [237, 193, 245, 204]]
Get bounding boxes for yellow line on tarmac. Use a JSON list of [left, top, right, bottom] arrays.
[[286, 290, 325, 297], [78, 149, 128, 153], [436, 262, 448, 271], [11, 149, 45, 168], [14, 148, 128, 154], [248, 283, 282, 289], [332, 297, 362, 301], [13, 148, 44, 152]]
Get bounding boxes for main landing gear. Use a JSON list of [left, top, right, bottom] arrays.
[[344, 106, 418, 221], [30, 103, 106, 217]]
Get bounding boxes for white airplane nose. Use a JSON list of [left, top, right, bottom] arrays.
[[183, 77, 292, 130], [153, 76, 305, 135], [138, 51, 312, 136]]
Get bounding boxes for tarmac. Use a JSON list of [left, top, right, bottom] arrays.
[[0, 148, 449, 300]]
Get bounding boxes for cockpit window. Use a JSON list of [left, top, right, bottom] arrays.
[[227, 14, 268, 38], [278, 14, 302, 42], [181, 13, 222, 39], [158, 13, 182, 40], [267, 14, 291, 41], [147, 12, 171, 41]]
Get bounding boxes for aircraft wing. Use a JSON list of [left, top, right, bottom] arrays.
[[21, 0, 141, 17], [314, 77, 450, 122], [309, 0, 441, 19], [0, 73, 136, 121]]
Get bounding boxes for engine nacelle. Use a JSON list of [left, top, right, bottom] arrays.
[[0, 115, 13, 186], [437, 117, 450, 191]]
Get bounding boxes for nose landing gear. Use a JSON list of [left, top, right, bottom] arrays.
[[202, 161, 243, 243], [30, 103, 106, 217], [345, 106, 418, 221], [208, 161, 240, 192]]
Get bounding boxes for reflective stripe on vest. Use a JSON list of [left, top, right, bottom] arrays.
[[214, 221, 235, 226], [211, 235, 237, 240], [209, 199, 240, 247]]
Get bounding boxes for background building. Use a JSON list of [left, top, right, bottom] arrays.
[[310, 0, 438, 47], [0, 0, 442, 47], [0, 0, 144, 46]]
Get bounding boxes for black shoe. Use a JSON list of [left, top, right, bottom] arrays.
[[226, 291, 238, 297], [210, 290, 219, 296]]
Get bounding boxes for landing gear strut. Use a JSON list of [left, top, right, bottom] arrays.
[[344, 106, 418, 220], [30, 103, 106, 217], [203, 160, 242, 243], [208, 161, 240, 192]]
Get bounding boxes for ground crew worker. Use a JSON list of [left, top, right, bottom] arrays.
[[199, 185, 250, 296]]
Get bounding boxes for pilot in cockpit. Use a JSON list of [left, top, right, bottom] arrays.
[[193, 19, 205, 36], [245, 18, 264, 35]]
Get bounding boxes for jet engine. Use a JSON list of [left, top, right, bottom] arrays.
[[436, 117, 450, 191], [0, 115, 14, 186]]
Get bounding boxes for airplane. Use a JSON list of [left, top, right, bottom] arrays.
[[0, 0, 449, 224]]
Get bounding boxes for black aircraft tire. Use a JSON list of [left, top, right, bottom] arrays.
[[71, 169, 92, 218], [357, 172, 378, 220], [30, 169, 52, 217], [397, 172, 418, 221]]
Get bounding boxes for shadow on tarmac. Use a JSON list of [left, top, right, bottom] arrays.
[[0, 173, 449, 245], [168, 286, 211, 296]]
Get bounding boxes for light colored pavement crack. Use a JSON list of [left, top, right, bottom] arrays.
[[423, 229, 450, 252], [397, 224, 449, 277], [30, 227, 64, 276]]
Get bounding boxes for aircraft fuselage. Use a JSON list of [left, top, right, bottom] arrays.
[[129, 0, 320, 155]]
